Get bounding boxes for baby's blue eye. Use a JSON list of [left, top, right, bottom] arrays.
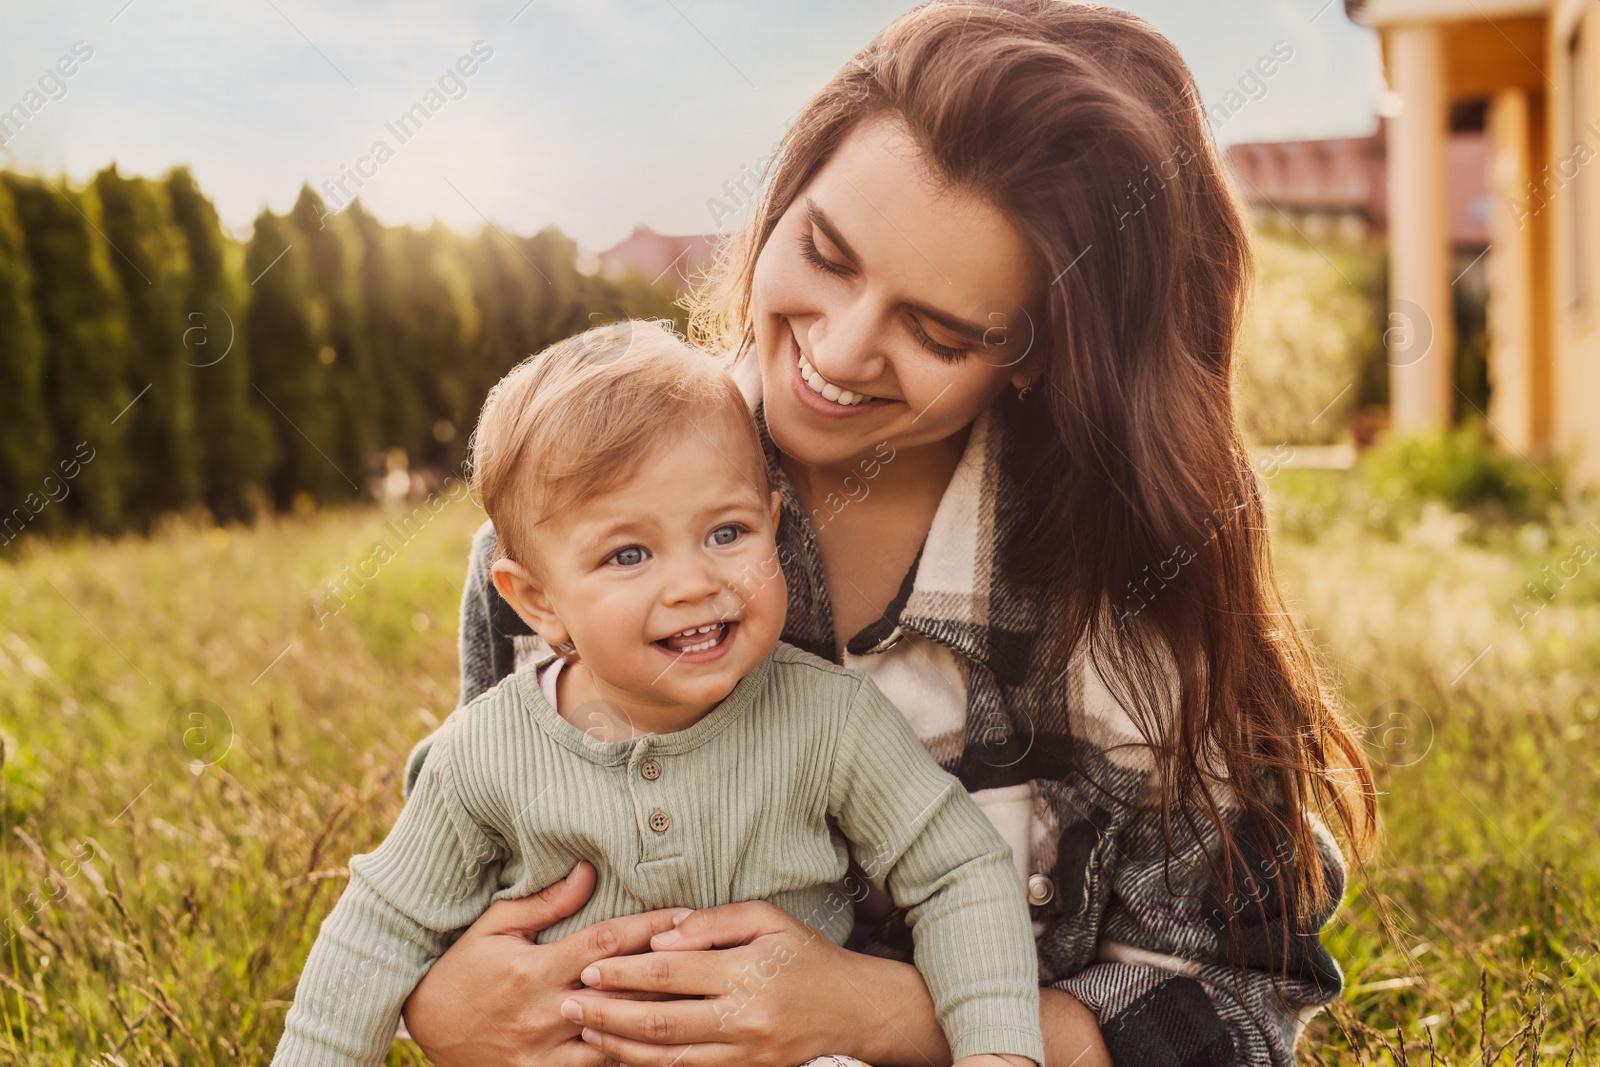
[[709, 525, 741, 546], [609, 546, 646, 567]]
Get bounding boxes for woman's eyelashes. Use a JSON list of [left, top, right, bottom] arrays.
[[907, 316, 966, 362], [797, 229, 849, 277], [798, 228, 968, 364]]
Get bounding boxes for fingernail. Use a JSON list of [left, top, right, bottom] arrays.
[[580, 965, 601, 986], [560, 998, 583, 1022], [671, 908, 693, 926], [580, 1027, 599, 1046], [653, 929, 681, 946]]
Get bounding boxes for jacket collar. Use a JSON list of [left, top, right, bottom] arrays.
[[733, 355, 1047, 686]]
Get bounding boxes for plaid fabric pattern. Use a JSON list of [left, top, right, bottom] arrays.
[[449, 378, 1347, 1067]]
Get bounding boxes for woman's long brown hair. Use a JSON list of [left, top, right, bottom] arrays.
[[692, 0, 1377, 962]]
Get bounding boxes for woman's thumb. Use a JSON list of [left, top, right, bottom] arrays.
[[475, 861, 596, 937]]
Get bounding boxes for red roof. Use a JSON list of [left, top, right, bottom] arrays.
[[600, 225, 720, 295], [1225, 127, 1490, 247]]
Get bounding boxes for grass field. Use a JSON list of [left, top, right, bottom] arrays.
[[0, 471, 1596, 1065]]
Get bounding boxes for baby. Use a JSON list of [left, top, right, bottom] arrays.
[[272, 320, 1043, 1067]]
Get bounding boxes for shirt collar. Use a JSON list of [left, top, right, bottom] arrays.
[[734, 355, 1046, 686]]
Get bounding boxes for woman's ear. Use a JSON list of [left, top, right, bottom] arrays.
[[768, 490, 782, 530], [490, 558, 570, 649]]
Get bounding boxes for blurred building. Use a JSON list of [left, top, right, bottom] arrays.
[[1226, 125, 1491, 248], [599, 225, 719, 297], [1347, 0, 1600, 486]]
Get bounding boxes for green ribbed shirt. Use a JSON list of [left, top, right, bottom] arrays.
[[273, 642, 1043, 1066]]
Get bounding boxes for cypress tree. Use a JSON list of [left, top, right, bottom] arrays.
[[349, 203, 428, 465], [401, 224, 474, 468], [3, 173, 132, 533], [1, 166, 691, 531], [290, 187, 379, 491], [0, 178, 52, 545], [166, 167, 274, 522], [94, 165, 199, 526], [245, 210, 345, 508], [462, 229, 536, 423]]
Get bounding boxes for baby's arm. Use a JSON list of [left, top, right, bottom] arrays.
[[272, 737, 504, 1067], [828, 677, 1043, 1067]]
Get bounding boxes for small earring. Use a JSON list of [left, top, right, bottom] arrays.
[[1017, 379, 1036, 401]]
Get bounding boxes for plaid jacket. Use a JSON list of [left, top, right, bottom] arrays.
[[439, 373, 1347, 1067]]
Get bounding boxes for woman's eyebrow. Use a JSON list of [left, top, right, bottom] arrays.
[[912, 304, 990, 346], [804, 198, 991, 347], [804, 199, 861, 263]]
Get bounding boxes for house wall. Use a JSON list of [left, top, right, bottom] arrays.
[[1549, 0, 1600, 485]]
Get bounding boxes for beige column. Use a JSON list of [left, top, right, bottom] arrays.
[[1486, 87, 1538, 449], [1385, 22, 1456, 430]]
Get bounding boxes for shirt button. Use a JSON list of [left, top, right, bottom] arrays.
[[640, 758, 661, 781], [648, 810, 670, 833], [1027, 874, 1055, 906]]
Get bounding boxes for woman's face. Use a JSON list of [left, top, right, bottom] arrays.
[[751, 113, 1043, 469]]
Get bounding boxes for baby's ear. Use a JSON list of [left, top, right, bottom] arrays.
[[490, 559, 570, 648]]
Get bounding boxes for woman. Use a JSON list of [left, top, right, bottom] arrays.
[[400, 3, 1376, 1065]]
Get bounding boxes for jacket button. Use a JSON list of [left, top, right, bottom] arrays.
[[1027, 874, 1055, 906], [648, 810, 670, 833], [640, 758, 661, 781]]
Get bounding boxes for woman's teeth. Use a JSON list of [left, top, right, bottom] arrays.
[[798, 355, 870, 406]]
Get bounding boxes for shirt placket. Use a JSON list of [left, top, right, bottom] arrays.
[[626, 736, 682, 868]]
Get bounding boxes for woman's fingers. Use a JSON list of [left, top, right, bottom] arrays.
[[549, 1035, 630, 1067], [547, 904, 696, 975], [465, 861, 597, 941], [572, 948, 733, 996], [563, 990, 735, 1046], [573, 912, 875, 1067], [577, 1023, 730, 1067], [647, 899, 809, 952], [562, 991, 711, 1042], [568, 938, 799, 1044]]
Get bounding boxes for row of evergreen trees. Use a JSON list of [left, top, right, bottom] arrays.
[[0, 167, 681, 540]]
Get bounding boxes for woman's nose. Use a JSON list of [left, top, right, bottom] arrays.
[[807, 297, 886, 386]]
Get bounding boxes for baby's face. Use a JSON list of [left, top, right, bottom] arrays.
[[535, 413, 786, 718]]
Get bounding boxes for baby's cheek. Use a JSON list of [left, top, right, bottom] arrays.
[[745, 565, 789, 645]]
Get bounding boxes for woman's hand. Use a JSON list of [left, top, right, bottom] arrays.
[[561, 900, 955, 1067], [401, 862, 691, 1067]]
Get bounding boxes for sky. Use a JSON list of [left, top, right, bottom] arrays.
[[0, 0, 1383, 250]]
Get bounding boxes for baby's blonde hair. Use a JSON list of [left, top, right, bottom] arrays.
[[470, 319, 767, 570]]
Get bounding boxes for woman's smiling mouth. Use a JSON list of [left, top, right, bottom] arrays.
[[798, 354, 870, 406], [785, 324, 890, 417]]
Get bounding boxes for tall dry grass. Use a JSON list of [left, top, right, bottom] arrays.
[[0, 471, 1595, 1064]]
